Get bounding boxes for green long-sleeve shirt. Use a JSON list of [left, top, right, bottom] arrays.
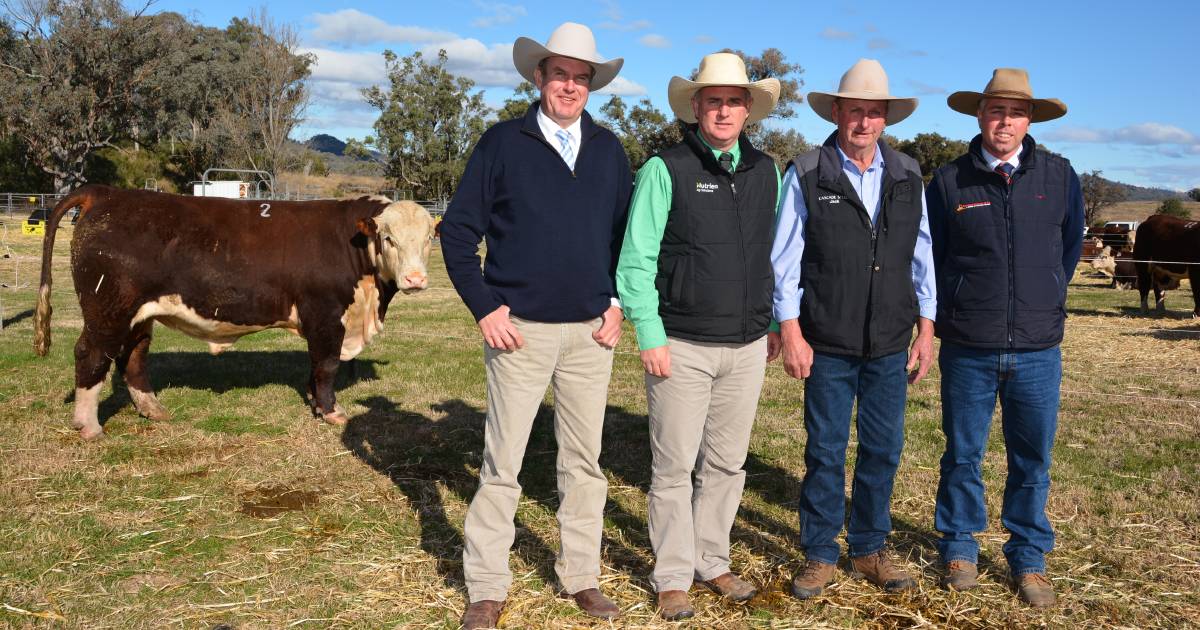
[[616, 138, 781, 350]]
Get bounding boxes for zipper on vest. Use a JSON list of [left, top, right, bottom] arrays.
[[730, 171, 749, 339], [1003, 175, 1015, 347]]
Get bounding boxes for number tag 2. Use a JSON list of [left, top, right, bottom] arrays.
[[260, 203, 271, 218]]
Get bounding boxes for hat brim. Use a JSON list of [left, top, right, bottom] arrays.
[[807, 91, 917, 126], [666, 76, 781, 124], [947, 91, 1067, 123], [512, 36, 623, 92]]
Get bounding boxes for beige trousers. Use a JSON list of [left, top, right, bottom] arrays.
[[645, 335, 768, 592], [463, 316, 614, 602]]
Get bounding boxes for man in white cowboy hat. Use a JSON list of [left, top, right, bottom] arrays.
[[927, 68, 1084, 607], [440, 21, 632, 629], [770, 58, 936, 599], [615, 52, 780, 620]]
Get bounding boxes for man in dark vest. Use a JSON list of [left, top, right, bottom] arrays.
[[615, 52, 780, 621], [928, 68, 1084, 607], [770, 59, 936, 599], [441, 23, 632, 629]]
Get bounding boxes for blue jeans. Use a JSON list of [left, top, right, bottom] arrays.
[[935, 342, 1061, 575], [799, 350, 908, 565]]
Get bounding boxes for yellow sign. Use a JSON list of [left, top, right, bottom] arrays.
[[22, 222, 45, 236]]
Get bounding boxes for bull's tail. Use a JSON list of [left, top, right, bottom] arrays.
[[34, 186, 97, 356]]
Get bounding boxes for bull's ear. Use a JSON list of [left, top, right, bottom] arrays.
[[357, 217, 379, 236]]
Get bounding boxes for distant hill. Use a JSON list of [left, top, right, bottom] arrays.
[[306, 134, 346, 156], [1113, 180, 1182, 202]]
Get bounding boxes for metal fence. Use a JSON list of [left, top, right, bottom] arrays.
[[0, 193, 64, 217]]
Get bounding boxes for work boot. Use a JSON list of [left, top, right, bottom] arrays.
[[943, 560, 979, 591], [850, 550, 917, 592], [790, 559, 836, 599], [701, 572, 758, 602], [565, 588, 621, 619], [1014, 572, 1056, 608], [461, 599, 503, 630], [656, 590, 694, 621]]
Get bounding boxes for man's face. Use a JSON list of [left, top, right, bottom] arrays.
[[832, 98, 888, 154], [977, 97, 1031, 159], [691, 86, 752, 151], [534, 56, 592, 127]]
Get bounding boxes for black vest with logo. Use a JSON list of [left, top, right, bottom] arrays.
[[654, 125, 777, 343], [789, 133, 925, 358]]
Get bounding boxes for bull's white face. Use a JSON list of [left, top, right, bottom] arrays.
[[371, 201, 434, 293]]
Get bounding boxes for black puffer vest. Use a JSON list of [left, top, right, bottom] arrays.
[[654, 126, 777, 343], [789, 133, 925, 358]]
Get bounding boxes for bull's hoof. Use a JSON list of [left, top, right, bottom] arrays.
[[321, 411, 349, 426], [130, 390, 172, 421], [137, 405, 172, 422], [78, 424, 104, 440]]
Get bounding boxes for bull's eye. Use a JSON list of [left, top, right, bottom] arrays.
[[383, 235, 394, 245]]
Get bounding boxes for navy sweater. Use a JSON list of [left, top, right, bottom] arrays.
[[441, 103, 633, 323], [927, 134, 1085, 349]]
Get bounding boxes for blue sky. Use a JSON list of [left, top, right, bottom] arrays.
[[146, 0, 1200, 190]]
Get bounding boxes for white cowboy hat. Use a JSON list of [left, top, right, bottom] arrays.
[[667, 52, 781, 124], [947, 68, 1067, 122], [807, 58, 917, 125], [512, 22, 623, 92]]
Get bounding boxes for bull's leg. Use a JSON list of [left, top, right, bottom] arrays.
[[300, 306, 349, 425], [1136, 262, 1152, 311], [117, 321, 171, 421], [1155, 279, 1167, 313], [1191, 266, 1200, 319], [72, 331, 118, 440]]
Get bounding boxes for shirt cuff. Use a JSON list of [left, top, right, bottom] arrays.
[[610, 297, 622, 309], [633, 319, 668, 351], [918, 298, 937, 322]]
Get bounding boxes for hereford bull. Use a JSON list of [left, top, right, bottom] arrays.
[[1133, 214, 1200, 317], [33, 185, 434, 439]]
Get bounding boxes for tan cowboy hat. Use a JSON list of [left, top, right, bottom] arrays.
[[512, 22, 623, 92], [947, 68, 1067, 122], [667, 52, 781, 124], [807, 58, 917, 125]]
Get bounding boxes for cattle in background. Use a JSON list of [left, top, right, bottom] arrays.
[[1132, 214, 1200, 317], [1086, 225, 1134, 255], [34, 185, 435, 439]]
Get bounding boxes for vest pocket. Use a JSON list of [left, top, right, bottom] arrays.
[[657, 256, 691, 308]]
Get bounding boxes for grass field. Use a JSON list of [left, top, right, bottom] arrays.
[[1, 216, 1198, 629]]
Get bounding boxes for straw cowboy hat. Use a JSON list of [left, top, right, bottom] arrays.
[[667, 53, 781, 124], [947, 68, 1067, 122], [512, 22, 623, 92], [807, 58, 917, 125]]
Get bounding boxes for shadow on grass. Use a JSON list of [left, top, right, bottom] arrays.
[[1, 308, 34, 329]]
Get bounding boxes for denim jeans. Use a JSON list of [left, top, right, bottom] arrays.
[[935, 341, 1061, 575], [799, 350, 909, 565]]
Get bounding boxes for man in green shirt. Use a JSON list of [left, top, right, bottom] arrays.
[[615, 52, 780, 621]]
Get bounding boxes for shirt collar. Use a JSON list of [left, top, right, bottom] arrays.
[[980, 146, 1020, 172], [696, 130, 741, 165], [536, 105, 583, 146], [835, 141, 884, 175]]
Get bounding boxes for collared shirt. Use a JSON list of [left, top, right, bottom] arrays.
[[771, 141, 937, 324], [981, 146, 1020, 172], [537, 105, 582, 164], [616, 134, 779, 350]]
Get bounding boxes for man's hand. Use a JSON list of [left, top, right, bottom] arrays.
[[592, 305, 624, 349], [641, 345, 671, 378], [779, 319, 814, 379], [479, 305, 524, 351], [767, 331, 782, 362], [906, 317, 935, 384]]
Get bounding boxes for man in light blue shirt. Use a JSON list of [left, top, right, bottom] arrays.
[[770, 59, 936, 599]]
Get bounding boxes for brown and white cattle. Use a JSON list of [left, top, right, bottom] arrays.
[[34, 185, 434, 439]]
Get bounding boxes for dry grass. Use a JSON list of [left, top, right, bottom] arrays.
[[275, 172, 390, 199], [1100, 200, 1200, 223], [1, 216, 1198, 628]]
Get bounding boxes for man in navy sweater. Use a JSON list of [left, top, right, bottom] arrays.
[[927, 68, 1084, 607], [440, 22, 632, 629]]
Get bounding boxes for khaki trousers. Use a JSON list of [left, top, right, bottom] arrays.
[[645, 335, 768, 592], [463, 316, 614, 602]]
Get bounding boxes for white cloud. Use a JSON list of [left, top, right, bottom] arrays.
[[303, 48, 387, 85], [867, 37, 894, 49], [694, 34, 714, 44], [639, 34, 670, 48], [598, 18, 651, 32], [307, 9, 456, 46], [820, 27, 854, 40], [1045, 123, 1200, 148], [907, 79, 946, 95], [1107, 163, 1200, 188], [596, 76, 648, 97], [418, 38, 521, 87], [472, 2, 526, 28]]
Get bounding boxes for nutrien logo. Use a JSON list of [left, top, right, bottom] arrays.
[[696, 182, 719, 193]]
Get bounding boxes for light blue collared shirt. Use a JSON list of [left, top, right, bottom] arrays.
[[770, 142, 937, 324]]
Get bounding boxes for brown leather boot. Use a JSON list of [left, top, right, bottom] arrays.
[[790, 560, 836, 599], [657, 590, 695, 621], [701, 572, 758, 602], [1014, 572, 1056, 607], [850, 550, 917, 592], [461, 599, 503, 630], [565, 588, 621, 619], [943, 560, 978, 591]]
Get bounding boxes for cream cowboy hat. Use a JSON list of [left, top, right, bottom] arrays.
[[947, 68, 1067, 122], [667, 52, 781, 124], [512, 22, 623, 92], [807, 58, 917, 125]]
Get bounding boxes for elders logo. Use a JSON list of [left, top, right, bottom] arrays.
[[696, 182, 719, 193], [955, 201, 991, 213]]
